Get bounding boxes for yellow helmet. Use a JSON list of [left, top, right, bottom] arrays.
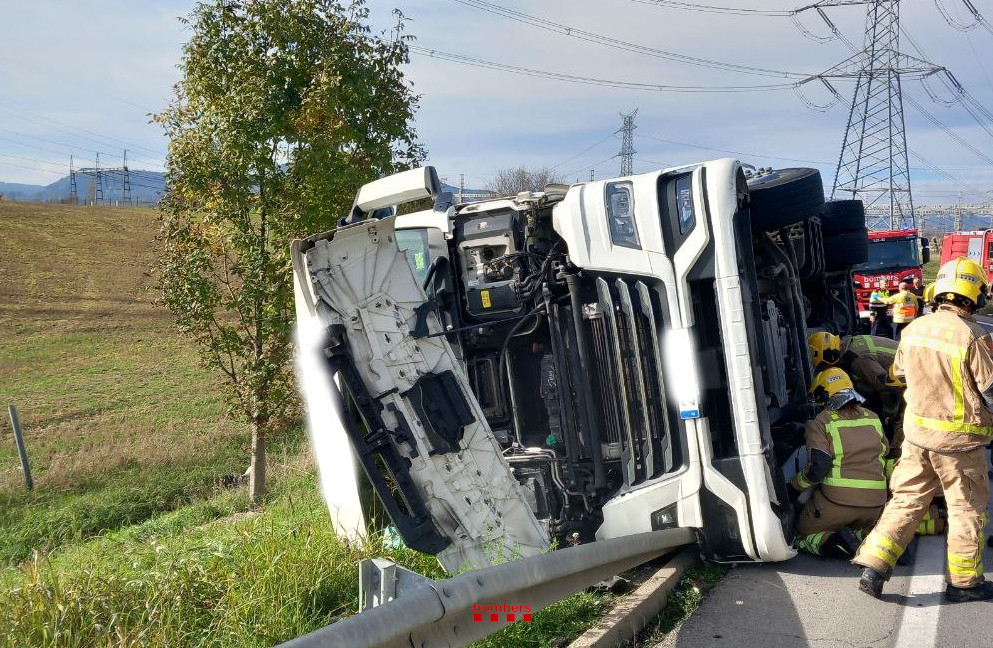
[[808, 332, 841, 367], [923, 281, 936, 306], [933, 257, 987, 306], [885, 364, 906, 388], [810, 368, 854, 404]]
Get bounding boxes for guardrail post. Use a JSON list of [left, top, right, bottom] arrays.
[[8, 405, 33, 490]]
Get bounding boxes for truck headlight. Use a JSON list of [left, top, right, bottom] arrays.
[[605, 181, 640, 249]]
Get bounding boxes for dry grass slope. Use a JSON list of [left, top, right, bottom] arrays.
[[0, 202, 248, 564]]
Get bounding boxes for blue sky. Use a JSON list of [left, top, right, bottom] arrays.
[[1, 0, 991, 204]]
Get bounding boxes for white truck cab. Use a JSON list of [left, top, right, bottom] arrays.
[[292, 161, 865, 571]]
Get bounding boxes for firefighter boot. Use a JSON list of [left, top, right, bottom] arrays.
[[945, 580, 993, 603], [858, 567, 887, 599], [822, 527, 861, 558]]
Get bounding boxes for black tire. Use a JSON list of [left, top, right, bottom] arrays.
[[799, 217, 824, 280], [819, 200, 866, 236], [824, 228, 869, 270], [747, 168, 825, 231]]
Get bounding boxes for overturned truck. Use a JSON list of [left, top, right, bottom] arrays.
[[292, 160, 868, 572]]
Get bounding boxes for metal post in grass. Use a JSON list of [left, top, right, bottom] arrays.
[[7, 405, 33, 490]]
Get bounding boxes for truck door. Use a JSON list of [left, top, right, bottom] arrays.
[[985, 233, 993, 280], [968, 235, 983, 263]]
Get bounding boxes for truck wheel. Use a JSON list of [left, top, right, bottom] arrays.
[[819, 200, 865, 236], [747, 168, 825, 231], [824, 228, 869, 270]]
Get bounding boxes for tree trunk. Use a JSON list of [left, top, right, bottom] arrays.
[[249, 420, 267, 504]]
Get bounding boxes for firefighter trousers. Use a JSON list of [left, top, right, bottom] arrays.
[[796, 489, 882, 556], [853, 442, 990, 587]]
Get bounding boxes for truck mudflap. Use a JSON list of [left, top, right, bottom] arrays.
[[292, 218, 549, 572]]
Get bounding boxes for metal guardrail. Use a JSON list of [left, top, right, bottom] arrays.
[[275, 528, 694, 648]]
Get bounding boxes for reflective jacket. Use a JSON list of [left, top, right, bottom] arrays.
[[793, 402, 888, 507], [841, 335, 901, 415], [884, 290, 919, 323], [894, 304, 993, 452]]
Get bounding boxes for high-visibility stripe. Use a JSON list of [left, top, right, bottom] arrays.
[[908, 414, 993, 437], [947, 552, 983, 579], [952, 356, 965, 422], [794, 472, 813, 490], [823, 476, 888, 489], [823, 412, 888, 490], [850, 335, 897, 356], [865, 532, 904, 568], [900, 333, 991, 435], [900, 334, 966, 359]]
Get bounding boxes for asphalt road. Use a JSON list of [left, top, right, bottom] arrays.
[[658, 318, 993, 648], [655, 531, 993, 648]]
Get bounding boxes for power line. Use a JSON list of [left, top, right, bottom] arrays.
[[447, 0, 809, 78], [0, 152, 69, 171], [896, 25, 993, 150], [0, 159, 64, 176], [409, 46, 796, 92], [0, 103, 166, 159], [549, 132, 618, 170], [0, 124, 165, 171], [561, 154, 619, 180], [907, 148, 990, 196], [640, 132, 830, 165], [640, 131, 988, 195], [934, 0, 993, 37], [904, 94, 993, 166], [622, 0, 791, 16]]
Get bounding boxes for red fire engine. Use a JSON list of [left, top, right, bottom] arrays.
[[940, 230, 993, 283], [853, 229, 930, 317]]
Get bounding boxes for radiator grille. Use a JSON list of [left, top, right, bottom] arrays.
[[587, 277, 674, 486]]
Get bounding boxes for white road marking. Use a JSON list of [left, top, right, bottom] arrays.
[[893, 536, 945, 648]]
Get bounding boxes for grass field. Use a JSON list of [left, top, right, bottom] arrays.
[[0, 201, 641, 648], [0, 202, 253, 565]]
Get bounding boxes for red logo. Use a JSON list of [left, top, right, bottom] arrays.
[[472, 603, 532, 622]]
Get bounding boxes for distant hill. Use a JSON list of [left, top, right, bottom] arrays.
[[0, 173, 483, 206], [0, 170, 165, 205]]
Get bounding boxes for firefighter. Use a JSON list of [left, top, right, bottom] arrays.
[[910, 275, 926, 313], [792, 368, 888, 557], [808, 333, 902, 447], [868, 288, 893, 338], [854, 257, 993, 603], [882, 281, 919, 341], [923, 281, 936, 312]]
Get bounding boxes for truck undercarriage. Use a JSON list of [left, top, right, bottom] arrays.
[[292, 160, 867, 571]]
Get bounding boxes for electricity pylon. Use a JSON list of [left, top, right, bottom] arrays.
[[798, 0, 944, 230], [617, 109, 638, 177]]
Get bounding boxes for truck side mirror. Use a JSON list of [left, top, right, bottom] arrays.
[[921, 237, 931, 264]]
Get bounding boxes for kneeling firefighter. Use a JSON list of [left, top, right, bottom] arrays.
[[854, 257, 993, 603], [808, 333, 903, 448], [792, 368, 888, 557]]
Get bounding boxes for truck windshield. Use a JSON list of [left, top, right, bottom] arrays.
[[854, 237, 919, 273], [396, 228, 431, 284]]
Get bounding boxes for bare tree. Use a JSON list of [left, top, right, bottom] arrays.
[[486, 166, 560, 197]]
